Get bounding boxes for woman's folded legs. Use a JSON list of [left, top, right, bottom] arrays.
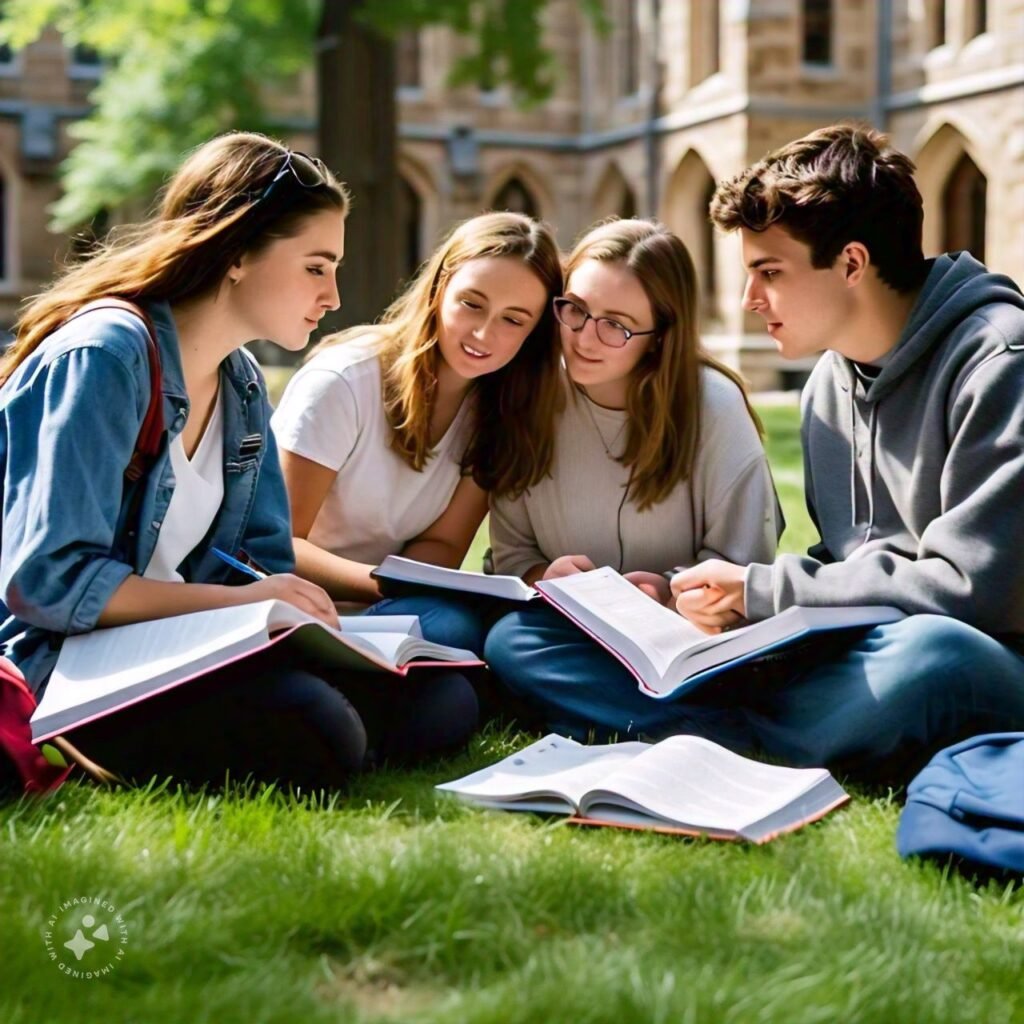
[[69, 651, 480, 788], [69, 655, 367, 791], [333, 668, 480, 767]]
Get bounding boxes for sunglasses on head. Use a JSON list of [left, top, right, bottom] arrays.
[[257, 150, 329, 205]]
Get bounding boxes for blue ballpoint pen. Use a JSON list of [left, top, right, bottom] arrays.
[[211, 547, 267, 580]]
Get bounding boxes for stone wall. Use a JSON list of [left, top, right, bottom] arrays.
[[1, 2, 1020, 387]]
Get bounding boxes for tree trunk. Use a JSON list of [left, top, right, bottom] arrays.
[[317, 0, 400, 332]]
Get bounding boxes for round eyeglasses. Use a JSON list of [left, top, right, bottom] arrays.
[[552, 297, 659, 349]]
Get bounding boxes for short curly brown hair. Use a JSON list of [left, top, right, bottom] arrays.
[[710, 123, 928, 293]]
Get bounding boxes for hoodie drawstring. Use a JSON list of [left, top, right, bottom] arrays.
[[849, 389, 879, 544], [864, 404, 877, 543], [849, 390, 857, 529]]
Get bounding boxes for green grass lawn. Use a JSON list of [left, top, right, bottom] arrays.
[[2, 402, 1021, 1024]]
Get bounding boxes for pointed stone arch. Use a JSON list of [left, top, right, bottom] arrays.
[[591, 163, 638, 221], [941, 153, 986, 262], [485, 163, 552, 221], [914, 121, 988, 261], [397, 178, 423, 280], [491, 176, 539, 218], [397, 152, 439, 279], [660, 149, 718, 318]]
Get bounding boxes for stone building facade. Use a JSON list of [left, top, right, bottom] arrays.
[[0, 2, 1021, 386], [393, 0, 1023, 387], [0, 28, 100, 331]]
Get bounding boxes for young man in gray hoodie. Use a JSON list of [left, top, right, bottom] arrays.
[[670, 123, 1024, 780]]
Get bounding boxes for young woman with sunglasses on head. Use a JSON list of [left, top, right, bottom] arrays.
[[271, 212, 563, 666], [0, 131, 409, 790], [483, 218, 782, 742]]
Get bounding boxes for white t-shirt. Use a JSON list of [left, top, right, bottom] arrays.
[[271, 339, 473, 564], [144, 388, 225, 583]]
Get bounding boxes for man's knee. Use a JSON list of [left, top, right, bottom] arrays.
[[875, 614, 1017, 694], [855, 615, 1024, 755]]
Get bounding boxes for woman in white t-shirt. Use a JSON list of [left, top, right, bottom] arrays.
[[483, 218, 783, 741], [272, 212, 564, 655]]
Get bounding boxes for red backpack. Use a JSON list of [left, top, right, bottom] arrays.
[[0, 300, 163, 795]]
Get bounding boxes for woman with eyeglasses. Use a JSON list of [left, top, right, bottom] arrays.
[[0, 131, 425, 791], [271, 212, 563, 665], [483, 218, 782, 741]]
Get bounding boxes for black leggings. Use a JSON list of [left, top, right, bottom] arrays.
[[68, 651, 479, 791]]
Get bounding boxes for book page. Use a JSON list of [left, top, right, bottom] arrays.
[[336, 614, 422, 637], [437, 734, 650, 809], [539, 568, 718, 681], [579, 735, 831, 833], [396, 638, 479, 665], [375, 555, 537, 602], [39, 601, 284, 722], [336, 631, 409, 665], [321, 631, 477, 668]]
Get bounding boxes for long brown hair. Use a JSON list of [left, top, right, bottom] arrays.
[[310, 211, 563, 497], [1, 131, 350, 386], [565, 219, 762, 510]]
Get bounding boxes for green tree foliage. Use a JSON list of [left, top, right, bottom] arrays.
[[0, 0, 609, 231], [364, 0, 608, 97], [0, 0, 321, 229]]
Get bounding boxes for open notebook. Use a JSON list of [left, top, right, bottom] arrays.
[[31, 601, 480, 741], [438, 734, 849, 843], [535, 567, 904, 698]]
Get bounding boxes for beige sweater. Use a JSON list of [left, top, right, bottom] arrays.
[[490, 368, 782, 578]]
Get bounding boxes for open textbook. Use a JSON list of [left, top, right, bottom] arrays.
[[31, 602, 480, 742], [535, 567, 905, 698], [372, 554, 538, 602], [438, 733, 849, 843]]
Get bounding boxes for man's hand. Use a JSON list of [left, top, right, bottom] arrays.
[[542, 554, 597, 580], [623, 571, 672, 605], [670, 559, 747, 634]]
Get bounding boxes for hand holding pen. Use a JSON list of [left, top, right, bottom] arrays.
[[668, 559, 748, 634], [212, 548, 267, 580], [211, 547, 339, 629]]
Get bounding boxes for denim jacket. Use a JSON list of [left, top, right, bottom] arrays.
[[0, 300, 295, 693]]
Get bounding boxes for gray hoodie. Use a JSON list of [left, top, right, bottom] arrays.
[[745, 252, 1024, 643]]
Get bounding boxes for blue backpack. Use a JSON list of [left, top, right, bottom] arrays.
[[897, 732, 1024, 874]]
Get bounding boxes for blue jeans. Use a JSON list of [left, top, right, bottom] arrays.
[[363, 593, 488, 655], [484, 606, 1024, 781]]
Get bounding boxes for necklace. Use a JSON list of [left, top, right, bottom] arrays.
[[579, 388, 626, 458], [573, 385, 631, 572]]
